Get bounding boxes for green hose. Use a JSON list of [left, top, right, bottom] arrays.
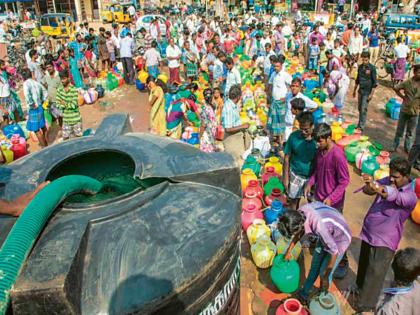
[[0, 175, 103, 314]]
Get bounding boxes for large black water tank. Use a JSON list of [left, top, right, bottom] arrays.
[[0, 114, 241, 315]]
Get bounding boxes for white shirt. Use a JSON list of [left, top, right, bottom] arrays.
[[319, 26, 328, 37], [271, 71, 292, 100], [282, 25, 292, 37], [128, 5, 136, 16], [166, 44, 181, 68], [285, 92, 318, 125], [225, 67, 241, 95], [271, 16, 279, 26], [150, 24, 159, 40], [348, 33, 364, 55], [394, 44, 410, 58], [144, 48, 161, 66], [120, 36, 134, 58]]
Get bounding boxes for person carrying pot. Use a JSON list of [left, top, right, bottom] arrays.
[[281, 202, 352, 304]]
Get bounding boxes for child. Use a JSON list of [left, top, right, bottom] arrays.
[[144, 40, 161, 79], [213, 87, 224, 124], [105, 31, 116, 69], [332, 39, 345, 61], [308, 37, 320, 73], [304, 123, 350, 277], [292, 32, 301, 57], [56, 70, 83, 140], [376, 247, 420, 315], [84, 44, 98, 84], [21, 68, 48, 147], [283, 112, 317, 210], [281, 202, 352, 303], [318, 42, 328, 86]]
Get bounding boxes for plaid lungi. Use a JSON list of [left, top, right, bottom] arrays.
[[26, 105, 46, 132], [185, 62, 198, 78], [288, 169, 309, 199], [267, 98, 286, 136]]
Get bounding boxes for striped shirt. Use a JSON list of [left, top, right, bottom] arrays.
[[299, 201, 352, 255], [23, 79, 47, 111], [56, 85, 81, 126], [221, 99, 241, 129]]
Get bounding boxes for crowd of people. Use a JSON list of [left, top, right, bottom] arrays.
[[0, 4, 419, 315]]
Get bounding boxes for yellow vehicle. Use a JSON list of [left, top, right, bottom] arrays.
[[101, 4, 131, 23], [40, 13, 75, 38]]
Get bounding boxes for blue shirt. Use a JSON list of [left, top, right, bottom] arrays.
[[368, 31, 379, 48], [222, 99, 241, 129]]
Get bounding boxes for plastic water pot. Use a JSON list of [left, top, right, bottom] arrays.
[[262, 166, 280, 186], [3, 124, 24, 139], [241, 204, 263, 231], [374, 165, 389, 181], [355, 149, 371, 169], [411, 201, 420, 224], [361, 157, 379, 176], [265, 156, 282, 175], [309, 292, 341, 315], [241, 169, 258, 192], [270, 255, 300, 293], [264, 201, 284, 225], [264, 177, 285, 196], [242, 155, 261, 177], [250, 235, 277, 269], [265, 188, 287, 206], [244, 180, 264, 199], [246, 219, 271, 245], [276, 298, 308, 315], [276, 236, 302, 260], [242, 192, 263, 212]]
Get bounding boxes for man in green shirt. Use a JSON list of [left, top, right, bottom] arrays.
[[283, 111, 317, 209], [56, 71, 82, 140]]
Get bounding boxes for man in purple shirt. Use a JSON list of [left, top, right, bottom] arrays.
[[355, 157, 417, 313], [282, 202, 352, 302], [304, 123, 350, 277]]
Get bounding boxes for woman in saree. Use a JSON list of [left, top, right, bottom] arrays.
[[68, 48, 85, 89], [0, 59, 23, 123], [199, 88, 217, 152], [146, 76, 167, 136], [166, 93, 200, 140]]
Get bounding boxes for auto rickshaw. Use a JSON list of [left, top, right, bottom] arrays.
[[101, 4, 131, 23], [39, 13, 75, 38]]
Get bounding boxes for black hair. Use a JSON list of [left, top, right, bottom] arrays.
[[58, 70, 69, 79], [21, 68, 32, 81], [89, 28, 94, 32], [228, 84, 241, 101], [146, 76, 156, 84], [265, 42, 271, 48], [269, 55, 277, 63], [105, 31, 112, 37], [0, 59, 4, 67], [361, 51, 370, 59], [217, 52, 225, 59], [277, 210, 305, 239], [413, 64, 420, 72], [29, 49, 37, 58], [277, 54, 286, 64], [151, 40, 157, 48], [99, 27, 105, 32], [187, 82, 199, 91], [392, 247, 420, 286], [225, 57, 234, 66], [291, 98, 305, 111], [291, 77, 302, 86], [297, 111, 314, 126], [252, 55, 258, 62], [396, 36, 402, 44], [45, 60, 54, 67], [313, 123, 332, 141], [389, 157, 411, 177]]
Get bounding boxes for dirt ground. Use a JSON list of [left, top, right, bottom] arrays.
[[21, 69, 420, 315]]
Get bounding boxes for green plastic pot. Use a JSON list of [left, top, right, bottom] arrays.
[[270, 254, 300, 293]]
